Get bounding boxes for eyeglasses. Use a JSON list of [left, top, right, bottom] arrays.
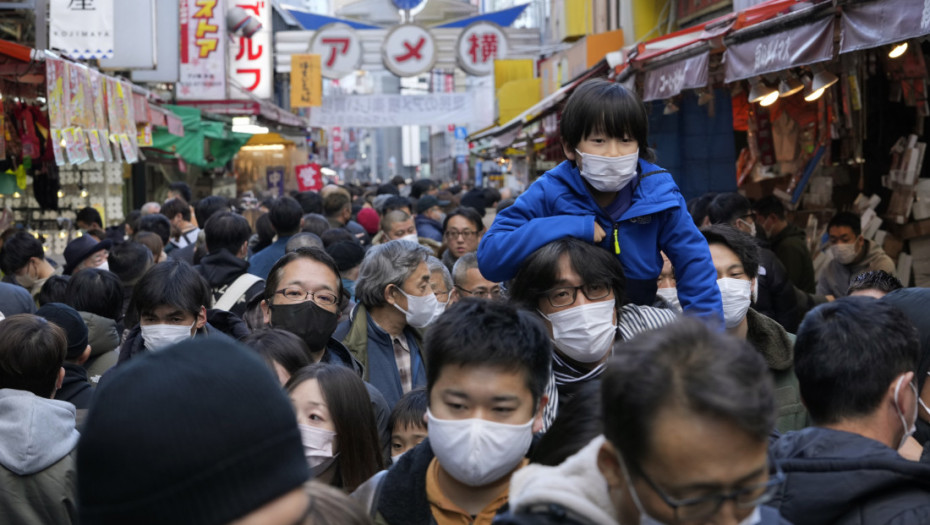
[[541, 282, 611, 308], [274, 286, 339, 307], [444, 229, 478, 240], [631, 455, 785, 522], [455, 284, 502, 300]]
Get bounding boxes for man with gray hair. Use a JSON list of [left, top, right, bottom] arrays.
[[284, 232, 323, 253], [337, 240, 438, 408], [449, 252, 501, 305], [427, 256, 452, 308]]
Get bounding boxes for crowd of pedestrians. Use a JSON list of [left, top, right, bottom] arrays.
[[0, 79, 929, 524]]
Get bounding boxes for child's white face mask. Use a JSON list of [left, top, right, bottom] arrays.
[[576, 148, 639, 192]]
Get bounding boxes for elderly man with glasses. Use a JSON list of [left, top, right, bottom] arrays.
[[448, 253, 501, 305]]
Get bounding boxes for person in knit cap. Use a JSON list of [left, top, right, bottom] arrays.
[[77, 337, 310, 525], [0, 314, 78, 524], [35, 302, 93, 410]]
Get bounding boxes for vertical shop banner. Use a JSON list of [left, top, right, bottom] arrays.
[[229, 0, 273, 99], [642, 51, 710, 102], [724, 14, 834, 83], [178, 0, 227, 100], [49, 0, 114, 59], [296, 163, 323, 191], [291, 54, 322, 108], [266, 166, 285, 196]]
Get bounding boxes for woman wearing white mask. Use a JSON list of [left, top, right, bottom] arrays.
[[340, 240, 437, 409], [701, 225, 807, 433], [285, 363, 383, 493], [508, 238, 679, 427]]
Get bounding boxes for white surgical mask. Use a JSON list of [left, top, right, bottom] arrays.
[[655, 287, 681, 311], [718, 278, 752, 329], [830, 242, 858, 265], [399, 232, 419, 244], [538, 300, 617, 363], [393, 287, 440, 328], [893, 376, 918, 450], [95, 260, 109, 272], [140, 321, 196, 352], [298, 424, 339, 477], [737, 218, 757, 238], [427, 409, 533, 487], [391, 450, 408, 464], [576, 148, 639, 192]]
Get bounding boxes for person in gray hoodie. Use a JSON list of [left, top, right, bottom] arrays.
[[817, 212, 896, 300], [0, 314, 79, 524]]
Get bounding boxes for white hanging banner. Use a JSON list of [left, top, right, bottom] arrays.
[[49, 0, 115, 59], [309, 93, 475, 128], [229, 0, 274, 100]]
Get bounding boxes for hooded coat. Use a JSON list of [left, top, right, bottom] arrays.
[[0, 389, 79, 524], [78, 311, 120, 386], [745, 308, 808, 433], [195, 249, 265, 317], [477, 159, 722, 324]]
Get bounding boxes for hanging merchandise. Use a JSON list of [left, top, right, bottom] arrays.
[[45, 57, 69, 166]]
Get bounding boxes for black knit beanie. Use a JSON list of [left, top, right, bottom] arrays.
[[77, 337, 309, 524]]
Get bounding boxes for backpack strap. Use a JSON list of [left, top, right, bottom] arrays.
[[213, 273, 263, 311]]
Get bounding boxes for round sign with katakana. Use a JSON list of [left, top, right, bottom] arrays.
[[382, 23, 437, 78], [456, 21, 507, 77], [310, 23, 363, 79]]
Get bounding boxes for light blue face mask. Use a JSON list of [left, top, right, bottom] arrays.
[[341, 278, 356, 301]]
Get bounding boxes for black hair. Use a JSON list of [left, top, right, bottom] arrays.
[[301, 213, 331, 237], [390, 175, 405, 187], [686, 192, 717, 228], [795, 297, 920, 425], [508, 237, 626, 311], [138, 214, 172, 246], [847, 270, 903, 296], [269, 196, 303, 237], [130, 259, 211, 320], [754, 195, 786, 221], [295, 191, 323, 215], [828, 211, 862, 237], [125, 210, 142, 236], [483, 187, 501, 205], [253, 213, 275, 253], [241, 328, 311, 378], [559, 78, 656, 163], [0, 231, 44, 274], [376, 183, 399, 196], [161, 198, 191, 222], [109, 241, 153, 284], [601, 317, 774, 469], [194, 195, 230, 229], [168, 181, 192, 203], [441, 207, 485, 234], [203, 212, 251, 256], [285, 364, 384, 492], [323, 192, 351, 218], [76, 206, 103, 228], [531, 380, 603, 466], [382, 196, 412, 214], [496, 198, 516, 214], [701, 224, 761, 279], [320, 228, 356, 247], [425, 299, 551, 407], [0, 314, 67, 398], [37, 275, 70, 306], [264, 247, 343, 304], [64, 269, 124, 320], [388, 387, 428, 434], [707, 192, 752, 226], [410, 179, 436, 199]]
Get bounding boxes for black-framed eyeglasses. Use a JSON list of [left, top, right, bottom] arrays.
[[444, 229, 478, 240], [455, 284, 502, 300], [632, 454, 785, 522], [274, 286, 339, 307], [541, 282, 611, 308]]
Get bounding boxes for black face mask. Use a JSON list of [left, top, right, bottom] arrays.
[[270, 301, 338, 353], [915, 416, 930, 447]]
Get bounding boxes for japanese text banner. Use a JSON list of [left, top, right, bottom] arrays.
[[724, 15, 834, 83], [291, 54, 322, 108], [309, 94, 476, 128], [841, 0, 930, 54], [178, 0, 227, 100], [642, 51, 709, 102]]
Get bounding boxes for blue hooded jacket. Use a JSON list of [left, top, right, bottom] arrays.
[[477, 159, 723, 323]]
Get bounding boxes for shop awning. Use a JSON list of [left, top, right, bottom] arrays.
[[840, 0, 930, 54], [150, 105, 250, 169], [723, 1, 835, 83], [174, 98, 307, 130]]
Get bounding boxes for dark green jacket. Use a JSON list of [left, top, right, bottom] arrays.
[[769, 223, 815, 294], [746, 308, 808, 432]]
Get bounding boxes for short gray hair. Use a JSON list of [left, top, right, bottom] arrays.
[[381, 210, 411, 233], [427, 256, 452, 292], [285, 232, 323, 253], [451, 252, 479, 287], [355, 240, 431, 308]]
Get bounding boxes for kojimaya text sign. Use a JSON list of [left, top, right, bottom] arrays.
[[291, 54, 322, 108]]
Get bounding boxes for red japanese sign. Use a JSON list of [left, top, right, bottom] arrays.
[[296, 163, 323, 191]]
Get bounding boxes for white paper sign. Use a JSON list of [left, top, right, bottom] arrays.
[[309, 93, 475, 128], [50, 0, 115, 59], [178, 0, 227, 100], [229, 0, 273, 99]]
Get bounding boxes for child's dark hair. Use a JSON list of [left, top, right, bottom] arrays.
[[560, 78, 655, 163], [388, 388, 428, 434]]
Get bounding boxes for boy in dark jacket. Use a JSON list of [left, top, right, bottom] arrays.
[[477, 79, 722, 324], [36, 303, 93, 410]]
